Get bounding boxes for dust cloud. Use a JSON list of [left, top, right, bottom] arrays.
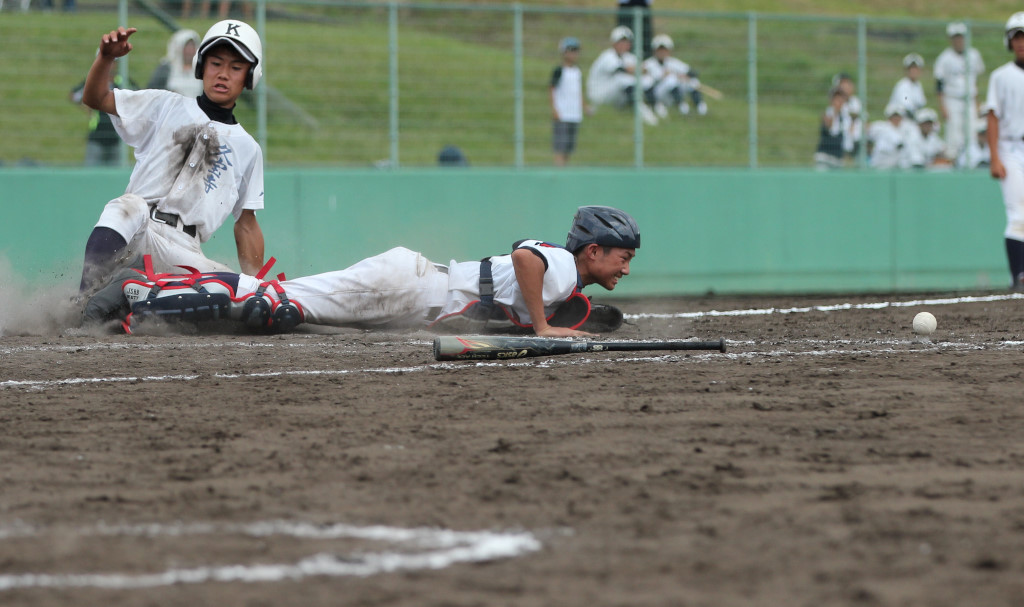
[[0, 258, 82, 336]]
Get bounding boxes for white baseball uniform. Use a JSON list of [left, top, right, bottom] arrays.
[[241, 247, 449, 328], [986, 61, 1024, 241], [121, 241, 589, 331], [889, 77, 927, 118], [934, 46, 985, 158], [96, 88, 264, 274], [868, 119, 907, 169], [587, 47, 638, 107], [903, 124, 947, 168], [435, 240, 581, 328], [641, 55, 697, 105]]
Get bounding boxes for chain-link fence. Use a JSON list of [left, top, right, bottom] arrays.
[[0, 0, 1007, 168]]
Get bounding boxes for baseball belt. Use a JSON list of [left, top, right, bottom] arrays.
[[149, 206, 198, 238]]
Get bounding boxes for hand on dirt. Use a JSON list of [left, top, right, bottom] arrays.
[[535, 325, 596, 338]]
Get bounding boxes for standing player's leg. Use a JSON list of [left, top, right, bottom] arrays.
[[78, 194, 149, 293], [79, 228, 129, 292], [999, 144, 1024, 287], [564, 121, 579, 164], [945, 97, 966, 160], [553, 120, 569, 167]]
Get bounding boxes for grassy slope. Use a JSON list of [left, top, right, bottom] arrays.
[[443, 0, 1021, 22], [0, 2, 1013, 167]]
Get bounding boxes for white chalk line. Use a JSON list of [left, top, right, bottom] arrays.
[[0, 339, 369, 357], [1, 338, 1017, 392], [0, 374, 201, 389], [1, 292, 1020, 391], [624, 292, 1024, 320], [0, 520, 541, 591]]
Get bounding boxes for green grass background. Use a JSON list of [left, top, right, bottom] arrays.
[[0, 0, 1014, 167]]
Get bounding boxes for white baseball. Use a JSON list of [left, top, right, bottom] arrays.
[[912, 312, 937, 336]]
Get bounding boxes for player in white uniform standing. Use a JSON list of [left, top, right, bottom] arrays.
[[83, 207, 641, 336], [934, 22, 986, 163], [986, 13, 1024, 288], [77, 21, 266, 296], [587, 26, 658, 125], [641, 34, 706, 118], [889, 53, 927, 121], [550, 37, 586, 167]]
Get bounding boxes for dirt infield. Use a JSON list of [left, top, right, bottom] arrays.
[[2, 291, 1024, 606]]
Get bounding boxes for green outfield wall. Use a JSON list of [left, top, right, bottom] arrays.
[[0, 168, 1007, 296]]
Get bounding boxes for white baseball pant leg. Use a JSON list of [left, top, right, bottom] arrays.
[[588, 74, 634, 108], [998, 141, 1024, 242], [237, 247, 449, 328], [944, 97, 977, 161], [95, 193, 234, 274], [652, 74, 681, 105]]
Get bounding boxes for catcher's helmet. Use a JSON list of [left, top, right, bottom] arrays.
[[652, 34, 674, 50], [1006, 12, 1024, 50], [565, 206, 641, 253], [194, 20, 264, 89], [610, 26, 634, 43]]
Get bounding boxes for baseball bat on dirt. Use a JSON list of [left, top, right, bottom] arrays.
[[433, 335, 727, 361]]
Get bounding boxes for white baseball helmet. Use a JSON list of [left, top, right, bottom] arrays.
[[610, 26, 634, 43], [902, 53, 924, 68], [1006, 12, 1024, 50], [946, 22, 967, 37], [194, 20, 264, 89], [915, 107, 938, 124], [652, 34, 674, 50]]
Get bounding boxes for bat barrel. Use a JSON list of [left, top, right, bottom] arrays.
[[434, 335, 727, 361], [593, 339, 726, 353]]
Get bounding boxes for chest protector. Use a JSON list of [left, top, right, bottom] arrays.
[[429, 256, 593, 333]]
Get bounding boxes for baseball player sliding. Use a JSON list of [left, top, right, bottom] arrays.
[[986, 13, 1024, 289], [82, 206, 642, 336], [77, 20, 267, 297]]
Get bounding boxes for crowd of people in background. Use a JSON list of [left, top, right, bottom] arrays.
[[53, 3, 997, 172], [552, 20, 710, 166], [816, 21, 989, 171]]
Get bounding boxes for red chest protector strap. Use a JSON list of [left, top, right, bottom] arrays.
[[546, 289, 591, 330]]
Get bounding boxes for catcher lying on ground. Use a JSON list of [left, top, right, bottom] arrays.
[[82, 206, 640, 336]]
